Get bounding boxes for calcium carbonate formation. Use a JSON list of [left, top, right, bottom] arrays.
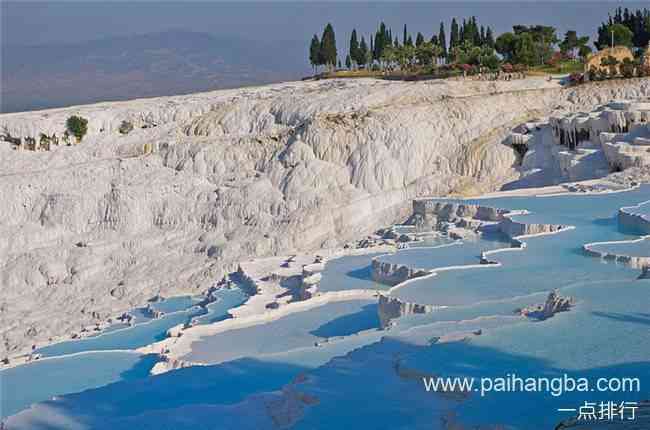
[[550, 99, 650, 170]]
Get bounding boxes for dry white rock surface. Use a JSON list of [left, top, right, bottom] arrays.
[[1, 76, 648, 359]]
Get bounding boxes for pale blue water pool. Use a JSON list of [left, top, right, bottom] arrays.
[[36, 289, 247, 358], [184, 299, 380, 364], [317, 253, 387, 292], [4, 185, 650, 430], [2, 288, 248, 418], [0, 352, 157, 419], [376, 232, 511, 270]]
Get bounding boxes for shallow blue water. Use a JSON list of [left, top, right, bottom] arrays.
[[0, 352, 157, 419], [4, 185, 650, 429], [36, 307, 203, 358], [377, 233, 510, 270], [191, 288, 248, 325], [36, 289, 247, 358], [2, 288, 248, 418], [184, 299, 380, 364], [318, 253, 387, 292]]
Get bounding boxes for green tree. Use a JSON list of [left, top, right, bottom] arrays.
[[485, 27, 495, 49], [358, 36, 368, 68], [66, 116, 88, 142], [514, 25, 558, 65], [607, 23, 635, 47], [559, 30, 578, 54], [495, 32, 517, 62], [415, 32, 425, 47], [579, 44, 593, 59], [514, 32, 537, 65], [349, 29, 360, 67], [345, 54, 352, 69], [309, 34, 321, 73], [596, 7, 650, 49], [560, 31, 590, 60], [450, 18, 460, 50], [320, 23, 338, 70], [438, 22, 447, 58], [416, 41, 443, 67], [399, 44, 417, 72], [373, 22, 390, 61], [380, 45, 398, 71]]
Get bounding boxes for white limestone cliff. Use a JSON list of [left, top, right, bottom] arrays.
[[0, 77, 648, 358]]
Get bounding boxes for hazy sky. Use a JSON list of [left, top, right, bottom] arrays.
[[3, 1, 648, 50]]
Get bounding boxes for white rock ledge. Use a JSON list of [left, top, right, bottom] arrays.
[[619, 200, 650, 234]]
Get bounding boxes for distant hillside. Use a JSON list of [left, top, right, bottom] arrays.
[[1, 30, 310, 113]]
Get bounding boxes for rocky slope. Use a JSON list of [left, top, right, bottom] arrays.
[[0, 77, 648, 358]]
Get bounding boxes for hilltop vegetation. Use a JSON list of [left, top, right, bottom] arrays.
[[308, 6, 650, 80]]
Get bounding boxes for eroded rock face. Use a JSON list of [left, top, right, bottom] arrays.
[[519, 290, 574, 320], [0, 77, 647, 358], [371, 258, 430, 286], [412, 200, 507, 226], [499, 217, 567, 238], [377, 294, 436, 328]]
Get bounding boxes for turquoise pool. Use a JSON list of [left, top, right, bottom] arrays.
[[4, 185, 650, 430]]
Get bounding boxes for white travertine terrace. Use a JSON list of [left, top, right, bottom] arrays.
[[0, 76, 648, 360], [549, 98, 650, 172]]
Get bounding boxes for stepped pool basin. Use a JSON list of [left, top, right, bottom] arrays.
[[36, 288, 247, 358], [1, 352, 158, 419], [3, 288, 248, 418], [3, 185, 650, 429]]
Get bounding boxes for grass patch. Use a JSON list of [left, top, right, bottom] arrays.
[[529, 61, 584, 75]]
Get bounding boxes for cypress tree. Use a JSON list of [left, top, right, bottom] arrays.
[[345, 54, 352, 69], [450, 18, 459, 49], [460, 19, 466, 45], [480, 26, 486, 45], [439, 22, 447, 57], [309, 34, 321, 73], [320, 23, 337, 70], [349, 29, 359, 66], [416, 32, 425, 47], [407, 35, 413, 47], [485, 27, 495, 49], [472, 17, 481, 45], [374, 22, 388, 61], [403, 24, 408, 45], [359, 36, 368, 67]]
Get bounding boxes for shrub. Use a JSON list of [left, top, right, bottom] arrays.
[[66, 116, 88, 142], [639, 64, 650, 78], [119, 120, 134, 135], [512, 64, 528, 73], [620, 58, 635, 78]]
